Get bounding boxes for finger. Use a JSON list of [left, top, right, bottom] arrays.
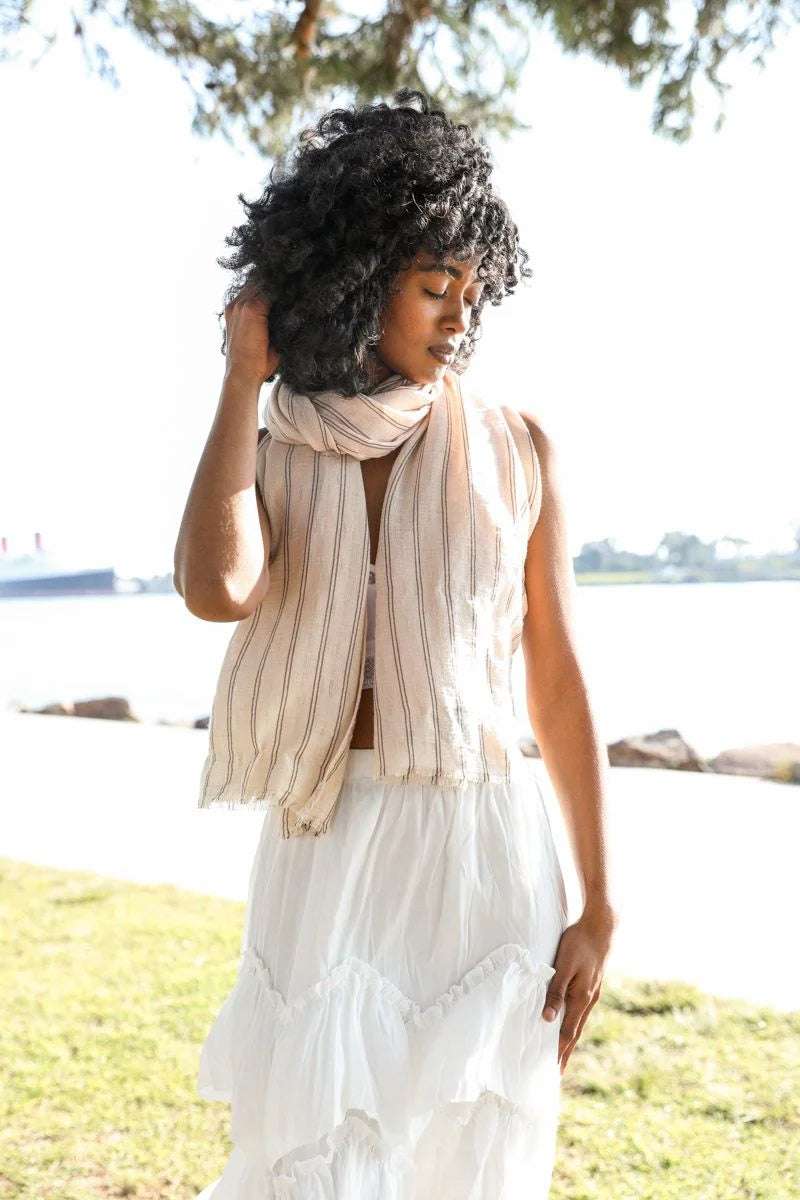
[[557, 1001, 583, 1054], [238, 278, 260, 301], [226, 285, 248, 311], [227, 280, 258, 312], [559, 1022, 580, 1063], [572, 992, 598, 1044], [542, 978, 568, 1022], [243, 290, 270, 319], [557, 987, 594, 1051], [558, 993, 599, 1067]]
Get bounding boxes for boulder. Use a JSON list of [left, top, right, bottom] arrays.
[[24, 696, 141, 721], [72, 696, 139, 721], [518, 736, 540, 758], [707, 743, 800, 784], [29, 701, 75, 716], [606, 729, 709, 772]]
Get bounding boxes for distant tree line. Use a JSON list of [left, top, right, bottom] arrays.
[[574, 527, 800, 582]]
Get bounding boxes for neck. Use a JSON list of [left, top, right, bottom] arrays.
[[367, 355, 398, 389]]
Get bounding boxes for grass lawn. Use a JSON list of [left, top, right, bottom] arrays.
[[1, 857, 797, 1199]]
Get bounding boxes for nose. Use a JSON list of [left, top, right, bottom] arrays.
[[442, 295, 471, 337]]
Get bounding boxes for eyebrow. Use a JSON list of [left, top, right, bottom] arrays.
[[418, 260, 484, 287]]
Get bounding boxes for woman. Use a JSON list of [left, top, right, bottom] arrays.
[[175, 89, 617, 1199]]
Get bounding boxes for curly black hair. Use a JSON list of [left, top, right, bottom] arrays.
[[217, 88, 531, 394]]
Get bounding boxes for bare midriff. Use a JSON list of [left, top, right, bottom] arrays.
[[348, 446, 402, 749]]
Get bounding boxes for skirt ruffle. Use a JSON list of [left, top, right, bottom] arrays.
[[195, 747, 569, 1199]]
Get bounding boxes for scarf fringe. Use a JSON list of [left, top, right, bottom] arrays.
[[374, 766, 507, 789], [198, 762, 512, 818], [198, 794, 282, 812]]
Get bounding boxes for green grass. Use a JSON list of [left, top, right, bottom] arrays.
[[551, 981, 799, 1199], [1, 858, 798, 1199]]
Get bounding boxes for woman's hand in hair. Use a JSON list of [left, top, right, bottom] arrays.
[[224, 281, 280, 384]]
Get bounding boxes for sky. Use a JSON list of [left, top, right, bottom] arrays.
[[1, 2, 798, 577]]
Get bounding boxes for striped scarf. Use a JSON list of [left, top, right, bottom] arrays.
[[198, 368, 538, 837]]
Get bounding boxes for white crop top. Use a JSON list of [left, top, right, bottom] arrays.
[[362, 562, 376, 690]]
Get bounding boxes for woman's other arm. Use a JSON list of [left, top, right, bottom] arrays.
[[518, 411, 618, 1073], [173, 284, 278, 622], [518, 411, 616, 923]]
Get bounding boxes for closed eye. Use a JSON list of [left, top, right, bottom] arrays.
[[424, 289, 479, 307]]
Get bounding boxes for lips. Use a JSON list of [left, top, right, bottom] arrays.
[[428, 343, 457, 364]]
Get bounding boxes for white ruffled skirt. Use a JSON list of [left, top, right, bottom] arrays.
[[195, 745, 570, 1199]]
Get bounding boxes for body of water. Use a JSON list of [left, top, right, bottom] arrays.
[[2, 580, 797, 760]]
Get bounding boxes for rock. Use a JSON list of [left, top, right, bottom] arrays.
[[71, 696, 140, 721], [27, 696, 139, 722], [607, 729, 709, 772], [518, 736, 540, 758], [21, 697, 139, 721], [707, 744, 800, 784], [29, 701, 75, 716], [194, 716, 210, 730]]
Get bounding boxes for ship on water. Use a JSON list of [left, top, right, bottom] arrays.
[[0, 532, 118, 598]]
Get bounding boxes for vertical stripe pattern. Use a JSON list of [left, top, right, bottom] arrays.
[[197, 371, 542, 837]]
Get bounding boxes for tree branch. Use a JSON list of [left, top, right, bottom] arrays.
[[383, 0, 433, 82], [292, 0, 323, 61]]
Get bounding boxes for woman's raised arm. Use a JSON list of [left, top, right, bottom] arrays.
[[173, 285, 278, 622]]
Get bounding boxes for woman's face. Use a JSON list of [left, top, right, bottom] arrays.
[[372, 250, 485, 387]]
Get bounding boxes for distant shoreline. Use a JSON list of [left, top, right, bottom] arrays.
[[1, 569, 798, 600], [7, 704, 799, 786], [104, 569, 800, 596], [574, 570, 800, 586]]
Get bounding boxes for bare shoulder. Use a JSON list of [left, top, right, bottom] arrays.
[[512, 408, 556, 465], [515, 408, 583, 686], [512, 408, 564, 514], [502, 407, 564, 537]]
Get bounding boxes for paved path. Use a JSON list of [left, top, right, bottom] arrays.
[[1, 711, 796, 1012]]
